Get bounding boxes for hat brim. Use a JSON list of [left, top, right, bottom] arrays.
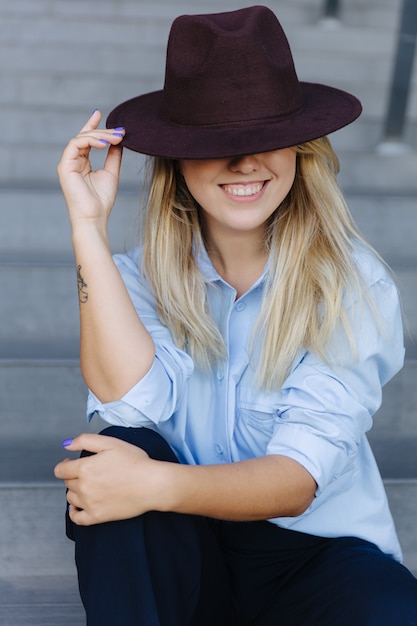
[[106, 82, 361, 159]]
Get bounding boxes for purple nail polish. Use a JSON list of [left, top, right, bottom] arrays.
[[62, 438, 74, 447], [99, 139, 109, 144], [112, 132, 123, 137], [114, 127, 125, 131]]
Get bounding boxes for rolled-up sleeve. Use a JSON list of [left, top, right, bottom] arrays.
[[268, 365, 373, 496], [267, 262, 404, 498], [87, 248, 194, 426], [87, 344, 193, 425]]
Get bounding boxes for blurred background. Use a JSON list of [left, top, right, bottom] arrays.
[[0, 0, 416, 622]]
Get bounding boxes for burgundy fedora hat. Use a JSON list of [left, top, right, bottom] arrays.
[[107, 5, 362, 159]]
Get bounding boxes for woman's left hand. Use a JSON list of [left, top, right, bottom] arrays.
[[54, 434, 166, 525]]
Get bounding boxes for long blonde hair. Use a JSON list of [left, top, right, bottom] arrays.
[[142, 137, 373, 389]]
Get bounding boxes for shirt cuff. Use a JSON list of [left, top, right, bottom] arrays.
[[266, 424, 355, 497], [87, 354, 178, 426]]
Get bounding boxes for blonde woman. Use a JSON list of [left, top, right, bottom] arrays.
[[55, 6, 417, 625]]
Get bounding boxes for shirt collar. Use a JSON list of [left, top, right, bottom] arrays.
[[195, 241, 270, 291]]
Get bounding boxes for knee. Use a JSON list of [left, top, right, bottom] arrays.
[[353, 554, 417, 624], [99, 426, 179, 464]]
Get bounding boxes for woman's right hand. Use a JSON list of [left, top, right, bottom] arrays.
[[57, 109, 125, 231]]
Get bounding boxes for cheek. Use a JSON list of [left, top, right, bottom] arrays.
[[181, 165, 207, 201], [182, 170, 220, 209], [182, 177, 205, 208], [281, 150, 297, 174], [279, 153, 297, 192], [286, 163, 297, 190]]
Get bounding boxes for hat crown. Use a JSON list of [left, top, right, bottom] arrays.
[[161, 5, 303, 127]]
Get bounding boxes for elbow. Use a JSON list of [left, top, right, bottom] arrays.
[[289, 490, 315, 517], [268, 491, 314, 520], [273, 456, 317, 518]]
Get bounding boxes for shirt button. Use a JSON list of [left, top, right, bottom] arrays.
[[235, 302, 246, 312], [215, 444, 224, 455], [217, 369, 224, 380]]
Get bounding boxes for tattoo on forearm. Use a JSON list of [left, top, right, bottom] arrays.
[[76, 265, 88, 303]]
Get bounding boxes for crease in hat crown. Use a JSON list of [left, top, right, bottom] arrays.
[[106, 5, 362, 159], [160, 6, 303, 127]]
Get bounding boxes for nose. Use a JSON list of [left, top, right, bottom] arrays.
[[228, 154, 259, 174]]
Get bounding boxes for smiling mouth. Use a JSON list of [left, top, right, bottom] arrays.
[[221, 182, 265, 197]]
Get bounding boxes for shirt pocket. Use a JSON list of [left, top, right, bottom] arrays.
[[235, 386, 280, 458]]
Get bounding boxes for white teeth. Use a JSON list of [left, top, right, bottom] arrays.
[[223, 183, 264, 196]]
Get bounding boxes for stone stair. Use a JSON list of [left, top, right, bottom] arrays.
[[0, 0, 416, 623]]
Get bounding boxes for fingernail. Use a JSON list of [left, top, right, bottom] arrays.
[[114, 127, 125, 131], [99, 139, 109, 144], [112, 132, 123, 137], [91, 108, 99, 116], [62, 438, 74, 447]]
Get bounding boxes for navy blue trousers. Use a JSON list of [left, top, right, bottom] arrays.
[[68, 427, 417, 626]]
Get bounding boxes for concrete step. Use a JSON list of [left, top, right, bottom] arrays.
[[3, 258, 414, 351], [0, 480, 413, 625], [384, 480, 417, 574], [368, 361, 417, 477], [0, 359, 416, 482], [0, 0, 399, 58], [2, 106, 415, 192], [0, 479, 414, 580], [2, 0, 398, 25], [2, 187, 416, 257], [338, 151, 417, 194], [337, 0, 402, 29], [0, 0, 412, 187], [0, 359, 107, 483], [369, 362, 417, 477], [0, 186, 140, 258], [1, 96, 416, 188], [0, 481, 417, 626], [0, 575, 84, 626], [286, 24, 416, 124], [0, 262, 80, 345], [3, 122, 416, 189], [347, 193, 417, 263], [370, 360, 417, 435], [0, 0, 325, 27], [0, 484, 77, 578], [0, 0, 327, 126], [330, 118, 417, 152], [1, 26, 407, 110]]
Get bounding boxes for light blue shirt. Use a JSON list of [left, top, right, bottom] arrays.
[[88, 242, 405, 561]]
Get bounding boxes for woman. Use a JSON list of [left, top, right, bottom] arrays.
[[54, 6, 417, 625]]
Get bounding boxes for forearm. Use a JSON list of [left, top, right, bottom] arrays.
[[57, 436, 317, 526], [57, 113, 153, 401], [73, 224, 155, 402], [157, 454, 316, 521]]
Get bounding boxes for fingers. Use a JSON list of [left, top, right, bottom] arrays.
[[54, 433, 152, 525], [53, 433, 108, 481], [66, 488, 82, 511], [61, 432, 118, 454], [103, 142, 123, 180], [79, 108, 102, 133], [54, 456, 82, 480], [77, 109, 125, 147], [63, 126, 124, 161], [68, 505, 97, 526], [57, 110, 125, 175]]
